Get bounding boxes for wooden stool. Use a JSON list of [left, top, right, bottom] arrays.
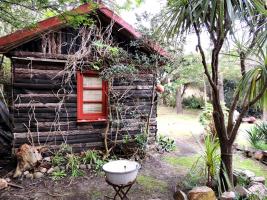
[[105, 179, 136, 200]]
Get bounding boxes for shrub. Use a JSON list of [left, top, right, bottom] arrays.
[[51, 152, 66, 166], [67, 154, 84, 177], [224, 79, 262, 118], [135, 133, 148, 149], [51, 143, 72, 167], [82, 150, 100, 165], [81, 150, 106, 172], [179, 172, 206, 190], [182, 95, 204, 109], [161, 84, 177, 107], [194, 135, 221, 187], [51, 170, 67, 180], [247, 123, 267, 150], [156, 135, 176, 152], [199, 102, 228, 136]]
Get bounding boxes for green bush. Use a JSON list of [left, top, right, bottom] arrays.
[[161, 84, 177, 107], [67, 154, 84, 177], [156, 135, 176, 152], [247, 123, 267, 150], [224, 79, 262, 118], [199, 102, 228, 136], [81, 150, 106, 172], [182, 95, 204, 109]]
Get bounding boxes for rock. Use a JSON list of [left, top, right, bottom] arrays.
[[174, 190, 188, 200], [248, 183, 267, 197], [25, 173, 33, 179], [13, 144, 43, 178], [220, 191, 236, 200], [33, 172, 44, 179], [54, 166, 60, 172], [79, 164, 87, 169], [59, 166, 65, 170], [240, 169, 255, 179], [188, 186, 216, 200], [40, 167, 47, 173], [250, 176, 265, 185], [254, 151, 264, 160], [248, 151, 254, 158], [43, 157, 51, 162], [0, 179, 8, 190], [5, 178, 11, 183], [234, 185, 250, 197], [47, 168, 54, 174], [86, 164, 91, 170], [23, 171, 30, 175]]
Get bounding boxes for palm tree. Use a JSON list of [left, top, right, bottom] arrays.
[[158, 0, 267, 186]]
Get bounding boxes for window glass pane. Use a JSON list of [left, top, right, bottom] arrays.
[[83, 103, 102, 113], [83, 76, 102, 87], [83, 90, 102, 101]]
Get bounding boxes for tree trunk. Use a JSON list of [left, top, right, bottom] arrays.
[[263, 106, 267, 122], [218, 74, 224, 103], [220, 142, 233, 189], [240, 52, 246, 76], [176, 86, 182, 114]]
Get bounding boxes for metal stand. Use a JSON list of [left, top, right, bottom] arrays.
[[105, 179, 136, 200]]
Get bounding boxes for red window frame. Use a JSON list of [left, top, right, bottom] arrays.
[[77, 71, 108, 122]]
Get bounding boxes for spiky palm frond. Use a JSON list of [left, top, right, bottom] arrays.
[[158, 0, 265, 42], [236, 50, 267, 108]]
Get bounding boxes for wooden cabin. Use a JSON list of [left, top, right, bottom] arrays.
[[0, 3, 166, 153]]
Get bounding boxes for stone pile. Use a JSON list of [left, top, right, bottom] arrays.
[[174, 169, 267, 200]]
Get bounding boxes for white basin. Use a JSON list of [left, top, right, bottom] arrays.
[[103, 160, 141, 185]]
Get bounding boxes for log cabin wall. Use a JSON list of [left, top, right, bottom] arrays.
[[11, 51, 157, 152]]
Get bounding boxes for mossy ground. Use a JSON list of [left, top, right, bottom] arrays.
[[234, 154, 267, 180], [137, 175, 168, 193], [163, 154, 200, 169]]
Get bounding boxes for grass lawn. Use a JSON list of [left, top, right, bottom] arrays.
[[163, 154, 200, 169], [234, 154, 267, 180], [157, 106, 203, 139], [137, 175, 168, 193]]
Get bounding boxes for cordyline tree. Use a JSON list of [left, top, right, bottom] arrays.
[[158, 0, 267, 186]]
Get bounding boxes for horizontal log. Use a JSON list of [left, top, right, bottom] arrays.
[[14, 61, 66, 70], [14, 94, 76, 104], [14, 102, 77, 108], [14, 83, 73, 90], [15, 68, 64, 75], [14, 68, 67, 80], [13, 89, 72, 95], [15, 135, 102, 145], [14, 130, 103, 139], [112, 85, 153, 90], [13, 141, 105, 149], [14, 78, 64, 85], [11, 51, 75, 60], [13, 106, 76, 113], [13, 120, 108, 132], [13, 120, 156, 133], [14, 129, 157, 146]]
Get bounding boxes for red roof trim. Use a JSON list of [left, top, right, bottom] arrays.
[[0, 3, 167, 56], [99, 7, 142, 39]]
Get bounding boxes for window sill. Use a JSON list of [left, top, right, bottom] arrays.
[[77, 118, 107, 123]]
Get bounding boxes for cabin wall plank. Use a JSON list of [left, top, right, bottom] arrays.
[[11, 59, 157, 152]]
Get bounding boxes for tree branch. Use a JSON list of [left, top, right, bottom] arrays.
[[193, 23, 217, 91]]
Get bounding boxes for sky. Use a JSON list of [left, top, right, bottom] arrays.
[[116, 0, 211, 55]]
